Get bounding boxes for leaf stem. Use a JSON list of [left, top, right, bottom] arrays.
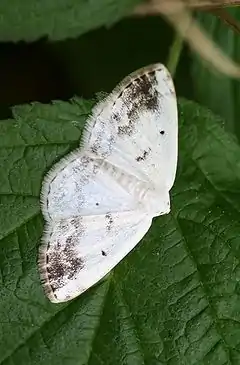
[[167, 33, 184, 77]]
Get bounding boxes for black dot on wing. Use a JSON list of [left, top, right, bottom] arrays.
[[96, 202, 99, 206], [66, 236, 72, 244], [101, 250, 107, 256], [160, 130, 165, 135]]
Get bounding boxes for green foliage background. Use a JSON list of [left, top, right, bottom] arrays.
[[1, 1, 240, 364]]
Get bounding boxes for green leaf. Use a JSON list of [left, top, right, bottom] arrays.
[[1, 97, 240, 364], [191, 8, 240, 140], [0, 0, 140, 41]]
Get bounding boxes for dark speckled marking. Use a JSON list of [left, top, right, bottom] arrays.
[[66, 236, 73, 244], [90, 143, 99, 154], [69, 217, 84, 231], [47, 242, 84, 290], [79, 155, 93, 168], [117, 121, 134, 136], [136, 147, 151, 162], [117, 120, 134, 136], [113, 112, 121, 122], [88, 70, 160, 155], [89, 120, 105, 155], [90, 126, 115, 158], [117, 72, 159, 136], [105, 213, 113, 232]]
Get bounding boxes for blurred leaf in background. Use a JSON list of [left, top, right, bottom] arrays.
[[1, 98, 240, 364], [0, 0, 141, 41], [191, 7, 240, 140]]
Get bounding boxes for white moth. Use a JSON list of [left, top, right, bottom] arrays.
[[39, 63, 178, 303]]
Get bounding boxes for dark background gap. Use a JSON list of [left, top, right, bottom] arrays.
[[0, 16, 193, 119]]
